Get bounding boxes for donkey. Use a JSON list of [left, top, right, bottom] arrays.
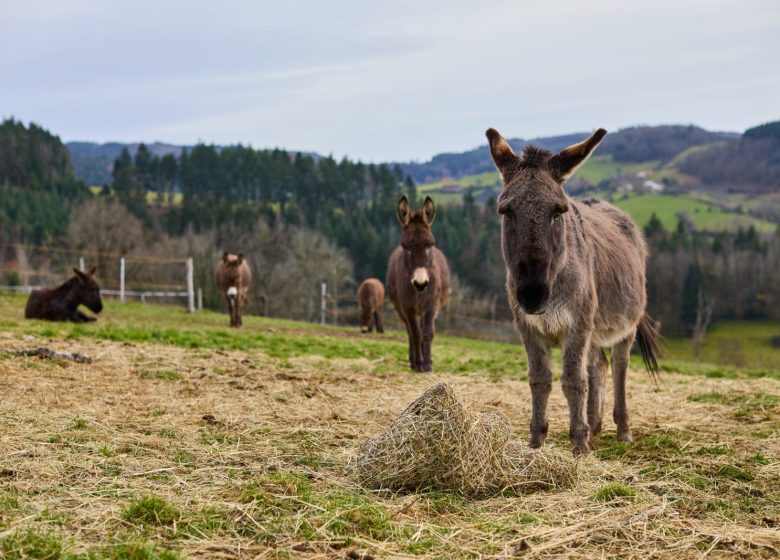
[[486, 127, 661, 455], [24, 267, 103, 323], [387, 196, 451, 372], [215, 252, 252, 327], [357, 278, 385, 334]]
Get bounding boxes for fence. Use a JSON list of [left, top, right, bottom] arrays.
[[1, 243, 518, 340], [0, 243, 199, 312], [320, 281, 518, 342]]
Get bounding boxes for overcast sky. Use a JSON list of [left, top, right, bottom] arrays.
[[2, 0, 778, 161]]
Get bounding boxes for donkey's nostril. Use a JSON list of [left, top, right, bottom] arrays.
[[413, 281, 428, 292], [517, 283, 549, 313]]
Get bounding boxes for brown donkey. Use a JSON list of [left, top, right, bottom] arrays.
[[216, 252, 252, 327], [487, 127, 661, 454], [24, 268, 103, 322], [387, 196, 451, 372], [357, 278, 385, 333]]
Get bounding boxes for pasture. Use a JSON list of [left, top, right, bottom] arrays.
[[1, 293, 779, 559]]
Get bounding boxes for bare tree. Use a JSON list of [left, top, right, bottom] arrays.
[[67, 198, 144, 276]]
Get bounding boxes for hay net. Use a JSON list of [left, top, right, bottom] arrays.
[[353, 383, 577, 497]]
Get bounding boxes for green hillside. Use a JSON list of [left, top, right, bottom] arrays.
[[610, 193, 778, 232], [417, 162, 778, 233]]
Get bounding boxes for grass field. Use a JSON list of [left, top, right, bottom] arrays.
[[663, 321, 780, 372], [610, 193, 779, 232], [1, 293, 780, 558]]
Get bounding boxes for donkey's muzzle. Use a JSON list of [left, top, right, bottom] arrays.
[[411, 267, 429, 292], [516, 283, 550, 314], [412, 280, 429, 292]]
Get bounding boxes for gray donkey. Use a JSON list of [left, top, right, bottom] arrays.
[[486, 127, 661, 455]]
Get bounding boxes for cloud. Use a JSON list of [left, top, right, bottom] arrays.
[[2, 0, 778, 160]]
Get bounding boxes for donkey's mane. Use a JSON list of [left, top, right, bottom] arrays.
[[520, 145, 553, 169]]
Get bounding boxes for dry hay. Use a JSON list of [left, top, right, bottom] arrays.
[[353, 382, 577, 496], [2, 327, 780, 559]]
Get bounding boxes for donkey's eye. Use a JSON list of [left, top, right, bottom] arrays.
[[551, 212, 562, 225]]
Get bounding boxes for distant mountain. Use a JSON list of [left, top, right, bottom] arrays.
[[678, 121, 780, 191], [66, 141, 185, 186], [398, 125, 740, 185], [398, 133, 589, 185]]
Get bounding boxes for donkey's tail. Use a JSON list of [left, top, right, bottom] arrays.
[[636, 313, 662, 382]]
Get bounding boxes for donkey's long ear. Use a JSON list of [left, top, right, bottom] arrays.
[[73, 268, 87, 283], [486, 128, 520, 182], [397, 196, 411, 226], [236, 253, 244, 265], [421, 196, 436, 226], [222, 251, 229, 264], [549, 128, 607, 182], [88, 266, 96, 276]]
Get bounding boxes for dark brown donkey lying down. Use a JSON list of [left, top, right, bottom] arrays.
[[24, 268, 104, 323]]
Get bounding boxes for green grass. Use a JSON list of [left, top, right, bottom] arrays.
[[417, 171, 501, 194], [593, 483, 637, 502], [609, 193, 777, 232], [0, 292, 528, 379], [0, 528, 181, 560], [136, 369, 181, 381], [2, 292, 778, 378], [663, 320, 780, 370], [576, 154, 658, 184], [123, 496, 181, 527], [1, 528, 67, 559]]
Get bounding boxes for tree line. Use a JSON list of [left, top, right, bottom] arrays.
[[2, 119, 779, 338]]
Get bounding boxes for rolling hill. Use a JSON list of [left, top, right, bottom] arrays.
[[410, 121, 779, 231]]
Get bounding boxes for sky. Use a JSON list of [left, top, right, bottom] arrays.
[[1, 0, 779, 162]]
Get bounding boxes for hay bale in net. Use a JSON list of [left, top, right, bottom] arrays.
[[353, 383, 577, 496]]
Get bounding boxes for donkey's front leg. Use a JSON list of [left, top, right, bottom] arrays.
[[409, 316, 425, 372], [420, 310, 436, 372], [522, 333, 552, 448], [401, 314, 421, 371], [77, 310, 97, 322], [562, 332, 592, 455], [68, 310, 87, 323]]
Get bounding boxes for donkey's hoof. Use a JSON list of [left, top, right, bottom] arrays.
[[572, 441, 592, 455], [617, 431, 634, 443]]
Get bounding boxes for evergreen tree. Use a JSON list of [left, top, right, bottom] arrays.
[[681, 263, 706, 335]]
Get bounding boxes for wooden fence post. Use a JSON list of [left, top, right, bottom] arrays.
[[320, 282, 327, 325], [119, 257, 126, 303], [186, 258, 195, 313]]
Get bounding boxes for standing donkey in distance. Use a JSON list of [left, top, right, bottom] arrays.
[[357, 278, 385, 334], [25, 267, 103, 323], [487, 127, 661, 454], [387, 196, 451, 372], [216, 252, 252, 327]]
